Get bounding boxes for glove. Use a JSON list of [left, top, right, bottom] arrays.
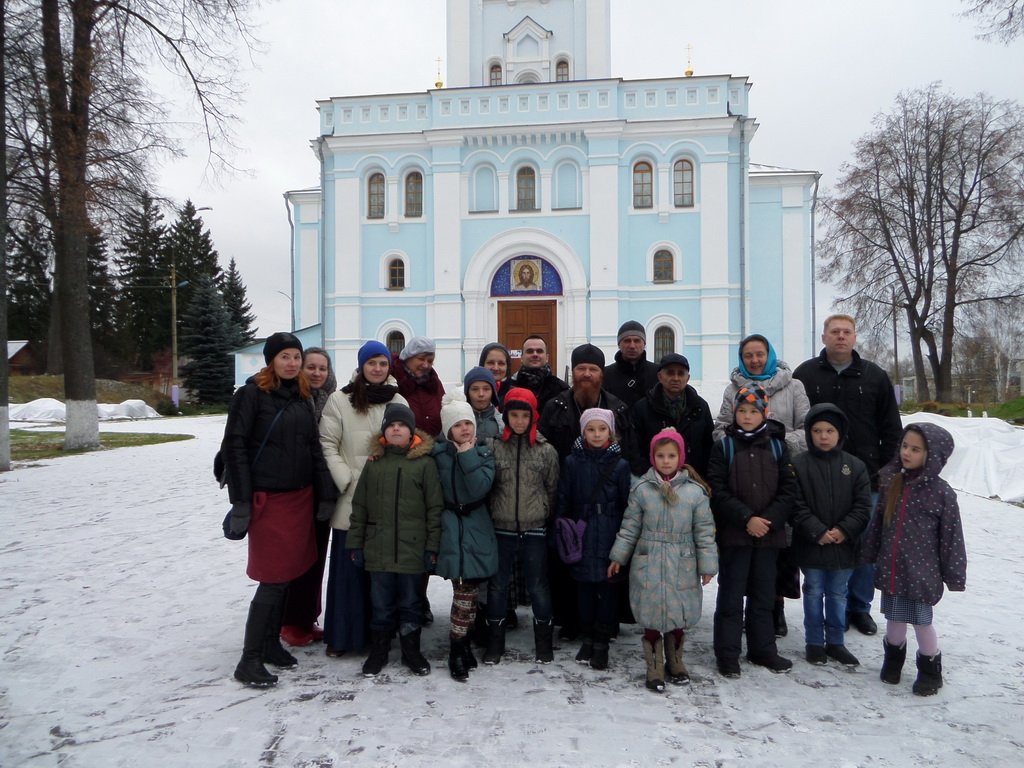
[[423, 550, 438, 573], [317, 500, 335, 522], [349, 549, 365, 568], [229, 502, 251, 537]]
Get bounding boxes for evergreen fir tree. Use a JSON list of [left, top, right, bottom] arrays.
[[180, 275, 237, 404], [116, 194, 170, 369], [166, 200, 219, 316], [220, 257, 257, 345], [5, 216, 53, 351], [87, 229, 128, 376]]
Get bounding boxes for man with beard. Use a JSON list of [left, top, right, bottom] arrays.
[[510, 335, 569, 415], [630, 353, 714, 479], [603, 321, 660, 408]]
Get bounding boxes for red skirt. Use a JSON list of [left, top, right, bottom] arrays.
[[247, 486, 317, 583]]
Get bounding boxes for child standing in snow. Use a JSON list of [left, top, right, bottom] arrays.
[[555, 408, 632, 670], [860, 422, 966, 696], [431, 395, 498, 681], [608, 429, 718, 692], [463, 366, 503, 446], [347, 403, 444, 678]]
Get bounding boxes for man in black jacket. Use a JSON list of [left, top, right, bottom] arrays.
[[603, 320, 660, 409], [510, 335, 569, 415], [793, 314, 903, 637], [630, 353, 714, 479]]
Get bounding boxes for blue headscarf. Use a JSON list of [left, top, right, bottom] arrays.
[[737, 334, 778, 381]]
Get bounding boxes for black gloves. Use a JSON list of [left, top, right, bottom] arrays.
[[317, 500, 335, 522], [424, 551, 438, 573], [229, 502, 251, 537]]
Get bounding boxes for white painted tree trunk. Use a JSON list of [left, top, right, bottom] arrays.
[[64, 400, 99, 450]]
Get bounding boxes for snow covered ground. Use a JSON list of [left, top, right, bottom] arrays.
[[1, 414, 1021, 767]]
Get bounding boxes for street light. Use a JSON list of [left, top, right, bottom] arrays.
[[170, 206, 213, 400]]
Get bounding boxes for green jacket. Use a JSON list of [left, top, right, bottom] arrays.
[[348, 431, 443, 574]]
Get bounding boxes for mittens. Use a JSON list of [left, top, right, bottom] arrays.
[[229, 502, 251, 536]]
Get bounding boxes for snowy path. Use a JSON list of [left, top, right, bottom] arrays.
[[1, 416, 1021, 767]]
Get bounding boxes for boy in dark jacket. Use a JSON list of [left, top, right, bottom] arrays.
[[707, 386, 798, 678], [791, 403, 872, 667], [348, 403, 444, 677]]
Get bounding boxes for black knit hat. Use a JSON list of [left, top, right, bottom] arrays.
[[381, 402, 416, 435], [571, 343, 605, 369], [263, 332, 303, 364], [617, 320, 646, 343]]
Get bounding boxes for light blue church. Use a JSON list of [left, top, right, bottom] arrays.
[[242, 0, 819, 398]]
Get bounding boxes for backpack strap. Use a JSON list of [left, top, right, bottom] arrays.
[[723, 434, 782, 466]]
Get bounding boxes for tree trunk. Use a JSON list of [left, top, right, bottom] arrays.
[[0, 1, 11, 471], [905, 309, 931, 401]]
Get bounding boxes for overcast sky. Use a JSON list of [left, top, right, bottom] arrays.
[[155, 0, 1023, 337]]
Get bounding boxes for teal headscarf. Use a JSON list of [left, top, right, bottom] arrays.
[[737, 334, 778, 381]]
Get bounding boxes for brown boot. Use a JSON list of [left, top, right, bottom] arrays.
[[643, 635, 665, 693], [664, 631, 690, 685]]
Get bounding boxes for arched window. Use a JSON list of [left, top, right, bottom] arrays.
[[386, 331, 406, 357], [489, 64, 503, 86], [471, 165, 498, 212], [405, 172, 423, 218], [673, 159, 694, 208], [632, 161, 653, 209], [387, 258, 405, 290], [516, 167, 537, 211], [367, 172, 385, 219], [653, 250, 674, 283], [555, 59, 569, 82], [654, 327, 675, 362]]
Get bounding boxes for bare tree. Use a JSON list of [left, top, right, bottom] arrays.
[[2, 4, 11, 471], [962, 0, 1024, 42], [967, 300, 1024, 401], [820, 84, 1024, 402], [12, 0, 258, 449]]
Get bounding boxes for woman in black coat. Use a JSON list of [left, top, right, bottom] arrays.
[[222, 332, 336, 687]]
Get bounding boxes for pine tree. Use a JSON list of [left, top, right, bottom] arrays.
[[220, 257, 257, 345], [116, 194, 170, 370], [87, 229, 128, 376], [167, 200, 220, 317], [5, 216, 53, 350], [180, 275, 237, 404]]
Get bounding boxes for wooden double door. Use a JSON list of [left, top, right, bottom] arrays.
[[497, 300, 557, 375]]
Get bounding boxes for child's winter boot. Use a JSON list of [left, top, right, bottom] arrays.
[[575, 623, 594, 665], [362, 630, 391, 677], [643, 635, 665, 693], [534, 618, 554, 664], [913, 651, 943, 696], [400, 628, 431, 675], [482, 619, 506, 665], [448, 636, 469, 682], [589, 624, 611, 671], [880, 638, 907, 684], [664, 630, 690, 685]]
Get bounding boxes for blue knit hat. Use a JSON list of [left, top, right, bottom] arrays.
[[463, 366, 497, 397], [358, 340, 391, 369]]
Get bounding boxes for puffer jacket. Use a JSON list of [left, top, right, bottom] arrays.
[[222, 377, 336, 504], [347, 431, 443, 574], [603, 351, 660, 409], [473, 404, 503, 447], [714, 362, 810, 455], [555, 439, 633, 582], [790, 404, 872, 570], [431, 438, 499, 581], [793, 349, 903, 488], [318, 380, 408, 530], [609, 466, 718, 631], [489, 432, 560, 532], [861, 422, 967, 605], [707, 419, 798, 548], [631, 383, 714, 478]]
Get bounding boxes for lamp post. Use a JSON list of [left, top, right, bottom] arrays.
[[170, 205, 212, 398]]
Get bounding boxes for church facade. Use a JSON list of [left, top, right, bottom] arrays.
[[270, 0, 819, 394]]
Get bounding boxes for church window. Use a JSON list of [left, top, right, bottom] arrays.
[[490, 64, 503, 86], [653, 250, 674, 283], [633, 162, 653, 209], [515, 167, 537, 211], [405, 172, 423, 218], [673, 159, 694, 207], [386, 331, 406, 357], [387, 258, 405, 290], [654, 327, 675, 361], [555, 60, 569, 82], [471, 165, 498, 212], [368, 173, 385, 219]]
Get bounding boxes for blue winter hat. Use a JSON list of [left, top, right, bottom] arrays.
[[358, 340, 391, 370], [463, 366, 496, 397]]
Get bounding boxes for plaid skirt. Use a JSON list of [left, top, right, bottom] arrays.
[[880, 592, 933, 625]]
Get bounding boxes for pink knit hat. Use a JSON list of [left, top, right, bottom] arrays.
[[579, 407, 615, 435], [649, 428, 686, 471]]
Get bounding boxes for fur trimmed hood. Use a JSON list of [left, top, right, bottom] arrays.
[[367, 429, 435, 460]]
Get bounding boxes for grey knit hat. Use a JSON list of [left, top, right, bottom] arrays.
[[617, 320, 646, 343], [399, 336, 436, 361]]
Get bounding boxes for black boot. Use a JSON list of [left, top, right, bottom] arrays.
[[575, 624, 594, 665], [773, 599, 788, 638], [461, 636, 478, 670], [483, 619, 506, 665], [589, 624, 610, 671], [362, 630, 391, 677], [400, 628, 431, 675], [534, 618, 554, 664], [449, 636, 469, 682], [262, 596, 298, 669], [234, 602, 279, 687], [880, 638, 907, 684], [913, 651, 943, 696], [470, 609, 489, 648]]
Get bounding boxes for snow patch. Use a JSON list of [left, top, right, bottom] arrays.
[[10, 397, 161, 422]]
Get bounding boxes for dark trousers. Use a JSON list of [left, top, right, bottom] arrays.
[[487, 531, 552, 623], [714, 545, 779, 660], [549, 547, 579, 631], [282, 517, 331, 628], [577, 580, 617, 627], [369, 572, 421, 636]]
